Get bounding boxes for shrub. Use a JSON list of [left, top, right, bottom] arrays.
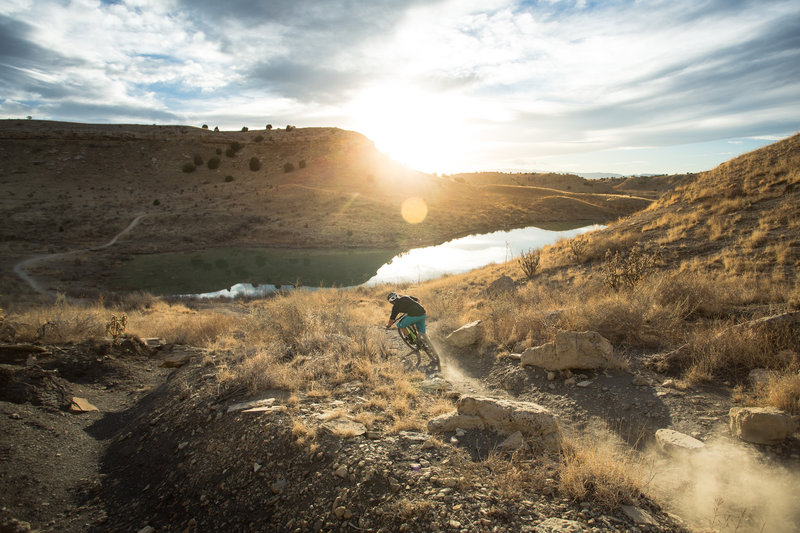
[[201, 124, 208, 129], [602, 245, 659, 292], [207, 156, 220, 170], [518, 249, 540, 280], [249, 157, 261, 171], [225, 141, 242, 158], [224, 175, 234, 182], [213, 126, 219, 132], [193, 154, 203, 166], [216, 148, 222, 155], [284, 162, 295, 173], [286, 125, 295, 131], [182, 162, 196, 173], [241, 126, 249, 132], [266, 124, 272, 130], [569, 237, 587, 263], [299, 159, 307, 169], [105, 313, 127, 344], [153, 199, 160, 206]]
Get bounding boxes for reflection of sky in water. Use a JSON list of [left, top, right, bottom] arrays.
[[364, 224, 603, 285], [190, 224, 602, 297]]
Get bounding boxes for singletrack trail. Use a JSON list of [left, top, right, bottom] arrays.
[[381, 326, 495, 398], [13, 213, 148, 295]]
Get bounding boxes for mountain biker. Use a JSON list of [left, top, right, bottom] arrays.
[[385, 292, 430, 345]]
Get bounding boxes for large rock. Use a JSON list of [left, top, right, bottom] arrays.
[[428, 396, 561, 451], [729, 407, 796, 445], [485, 274, 515, 297], [520, 330, 613, 370], [655, 428, 704, 454], [445, 320, 482, 348]]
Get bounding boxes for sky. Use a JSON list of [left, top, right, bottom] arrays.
[[1, 0, 799, 176]]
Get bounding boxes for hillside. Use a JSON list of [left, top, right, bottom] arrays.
[[449, 171, 691, 200], [0, 120, 657, 298], [2, 133, 799, 533]]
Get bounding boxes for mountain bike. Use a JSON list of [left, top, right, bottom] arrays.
[[388, 313, 441, 371]]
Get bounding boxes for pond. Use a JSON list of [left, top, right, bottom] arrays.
[[109, 221, 602, 297]]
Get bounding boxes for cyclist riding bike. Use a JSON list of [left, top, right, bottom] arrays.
[[385, 290, 431, 340]]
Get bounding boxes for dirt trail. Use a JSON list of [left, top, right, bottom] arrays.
[[12, 214, 148, 295]]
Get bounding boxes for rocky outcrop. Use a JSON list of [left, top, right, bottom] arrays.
[[729, 406, 796, 444], [445, 320, 482, 348], [520, 331, 613, 370], [428, 396, 561, 452]]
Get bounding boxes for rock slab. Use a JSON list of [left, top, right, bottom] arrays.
[[520, 330, 613, 370], [655, 428, 705, 454], [729, 406, 796, 444], [445, 320, 482, 348], [428, 396, 561, 451]]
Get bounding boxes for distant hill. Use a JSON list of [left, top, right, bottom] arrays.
[[449, 171, 688, 200]]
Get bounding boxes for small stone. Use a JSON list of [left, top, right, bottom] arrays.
[[334, 466, 348, 479], [577, 380, 592, 387], [547, 372, 556, 381], [564, 377, 576, 386]]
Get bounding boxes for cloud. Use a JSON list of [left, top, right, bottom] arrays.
[[0, 0, 797, 172]]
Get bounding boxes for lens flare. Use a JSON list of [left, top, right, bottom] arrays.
[[401, 197, 427, 224]]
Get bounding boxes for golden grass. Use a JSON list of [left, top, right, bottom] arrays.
[[558, 430, 649, 510]]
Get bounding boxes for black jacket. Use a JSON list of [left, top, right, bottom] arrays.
[[390, 295, 426, 320]]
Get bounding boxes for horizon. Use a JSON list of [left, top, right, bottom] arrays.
[[1, 0, 798, 176]]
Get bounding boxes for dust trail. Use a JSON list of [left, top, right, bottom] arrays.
[[436, 342, 495, 397], [647, 435, 800, 532]]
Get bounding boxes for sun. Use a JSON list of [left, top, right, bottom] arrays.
[[348, 84, 467, 173]]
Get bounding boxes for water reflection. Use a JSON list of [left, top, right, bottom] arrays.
[[111, 223, 602, 297], [364, 223, 602, 285]]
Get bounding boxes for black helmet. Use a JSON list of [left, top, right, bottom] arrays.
[[387, 292, 399, 303]]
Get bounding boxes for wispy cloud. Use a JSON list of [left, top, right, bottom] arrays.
[[0, 0, 797, 174]]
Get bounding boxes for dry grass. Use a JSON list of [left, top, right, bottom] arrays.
[[558, 430, 649, 510], [482, 449, 548, 498], [736, 372, 800, 415]]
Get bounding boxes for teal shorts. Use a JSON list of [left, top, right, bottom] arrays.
[[397, 314, 426, 333]]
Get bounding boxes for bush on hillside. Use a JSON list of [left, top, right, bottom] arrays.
[[207, 156, 221, 170], [602, 245, 659, 291], [299, 159, 307, 169], [249, 157, 261, 171], [241, 126, 249, 132], [284, 162, 295, 173], [201, 124, 208, 129], [214, 126, 219, 132], [224, 175, 234, 182], [193, 154, 203, 166], [518, 249, 540, 280], [266, 124, 272, 130], [569, 237, 587, 263], [182, 162, 196, 173]]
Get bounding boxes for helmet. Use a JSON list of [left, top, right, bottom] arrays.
[[387, 292, 399, 303]]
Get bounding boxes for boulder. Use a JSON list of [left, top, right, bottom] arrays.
[[655, 428, 705, 454], [729, 407, 796, 444], [485, 274, 515, 297], [428, 396, 561, 452], [445, 320, 482, 348], [520, 331, 613, 370]]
